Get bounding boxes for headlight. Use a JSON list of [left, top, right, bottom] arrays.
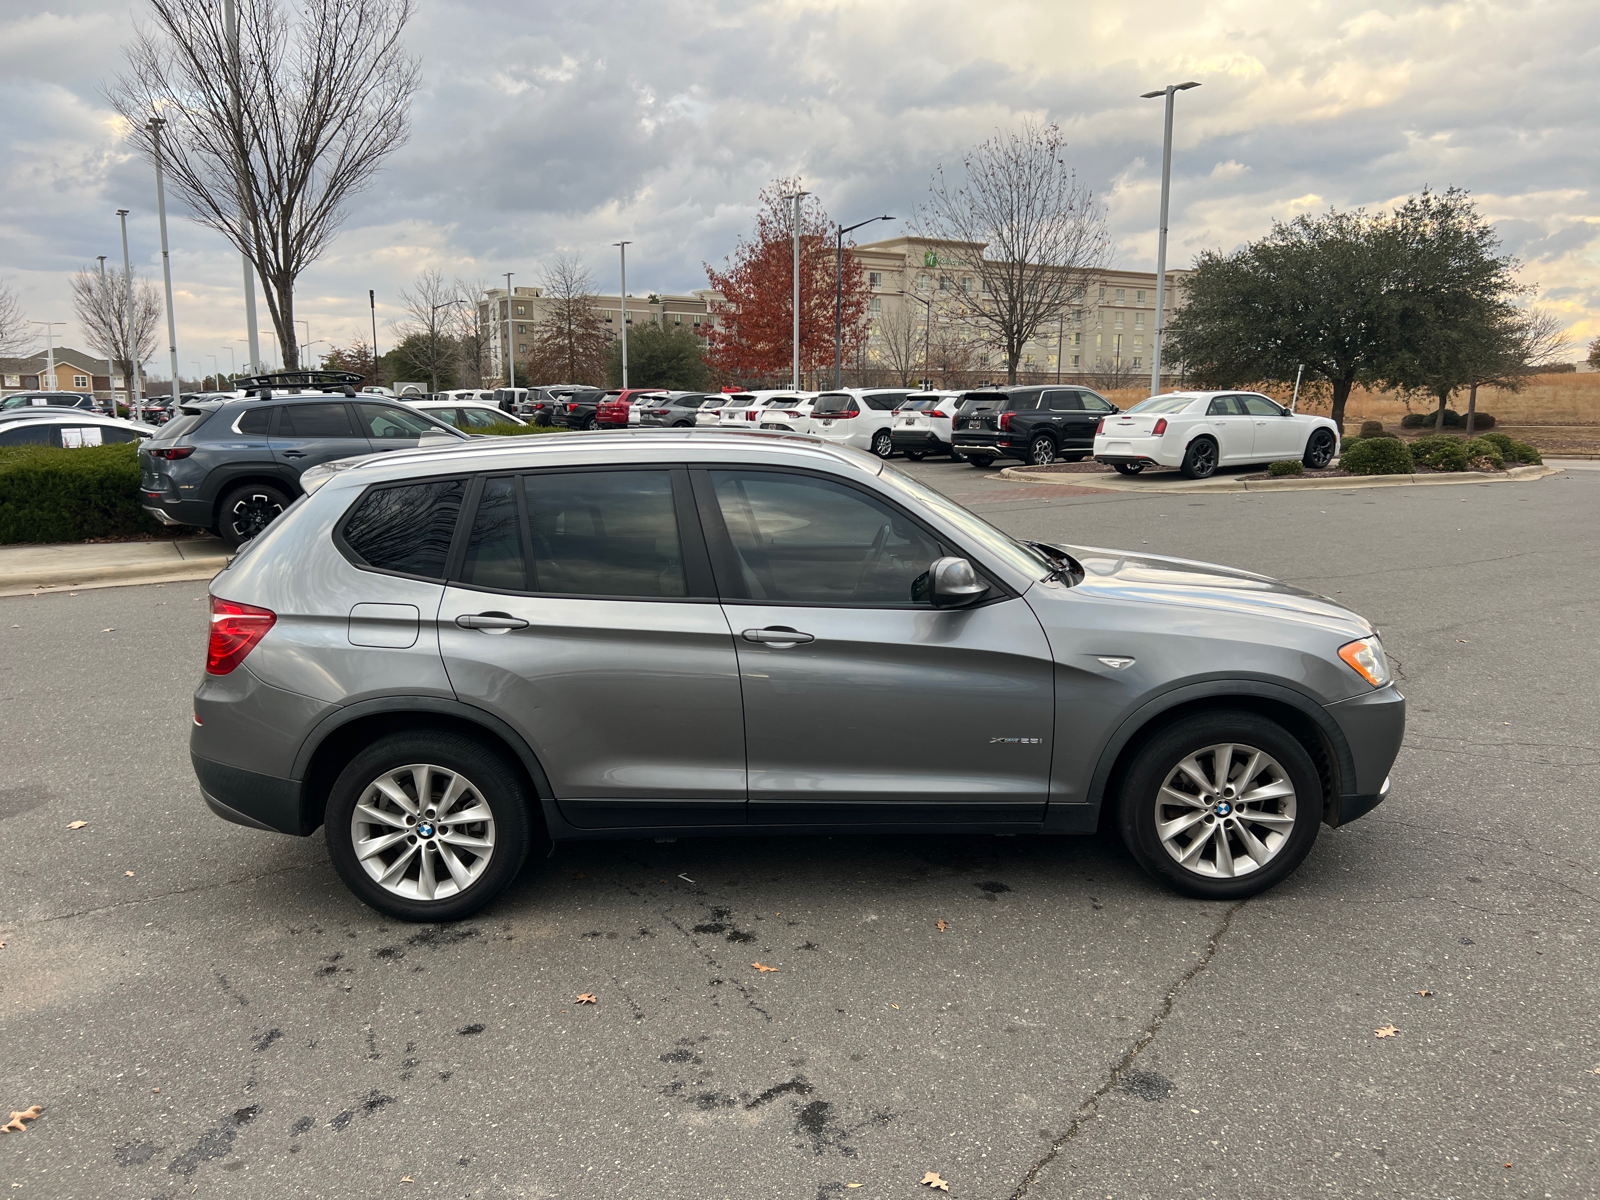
[[1338, 636, 1391, 688]]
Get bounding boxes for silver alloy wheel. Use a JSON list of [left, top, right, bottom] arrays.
[[350, 762, 497, 902], [871, 429, 893, 458], [1154, 742, 1297, 878], [1030, 435, 1055, 466]]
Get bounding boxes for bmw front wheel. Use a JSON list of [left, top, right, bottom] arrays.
[[1117, 710, 1321, 899]]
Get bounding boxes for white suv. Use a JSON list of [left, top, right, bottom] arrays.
[[889, 391, 965, 460], [718, 391, 811, 431], [800, 389, 912, 458]]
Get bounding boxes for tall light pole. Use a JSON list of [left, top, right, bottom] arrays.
[[33, 321, 66, 391], [613, 243, 631, 389], [782, 192, 808, 390], [116, 208, 144, 419], [297, 319, 312, 369], [834, 214, 894, 388], [96, 255, 115, 409], [1140, 80, 1199, 397], [220, 0, 260, 375], [146, 115, 182, 409], [369, 289, 380, 388], [207, 354, 219, 390], [503, 272, 515, 391], [224, 346, 235, 389]]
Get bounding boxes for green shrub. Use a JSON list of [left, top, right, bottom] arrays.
[[476, 422, 565, 437], [0, 441, 166, 544], [1467, 413, 1496, 430], [1267, 459, 1305, 476], [1475, 432, 1541, 464], [1358, 420, 1386, 438], [1411, 433, 1467, 470], [1339, 437, 1415, 475], [1340, 436, 1362, 452], [1462, 437, 1504, 469], [1400, 409, 1466, 429]]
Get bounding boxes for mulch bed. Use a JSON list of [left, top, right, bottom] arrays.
[[1240, 465, 1508, 481], [1017, 461, 1120, 474]]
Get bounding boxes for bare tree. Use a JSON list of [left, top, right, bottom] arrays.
[[912, 120, 1112, 383], [396, 269, 464, 392], [1462, 305, 1572, 434], [529, 255, 609, 386], [0, 278, 29, 357], [110, 0, 420, 369], [69, 266, 163, 404], [450, 277, 492, 386], [872, 303, 926, 386]]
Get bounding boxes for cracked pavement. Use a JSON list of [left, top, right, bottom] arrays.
[[1, 463, 1595, 1198]]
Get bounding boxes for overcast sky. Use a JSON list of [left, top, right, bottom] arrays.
[[2, 0, 1596, 376]]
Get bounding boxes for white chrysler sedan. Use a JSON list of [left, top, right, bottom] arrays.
[[1093, 391, 1340, 479]]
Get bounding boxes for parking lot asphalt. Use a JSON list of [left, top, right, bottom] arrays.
[[1, 460, 1596, 1199]]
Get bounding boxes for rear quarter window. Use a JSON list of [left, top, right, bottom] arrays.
[[151, 412, 210, 441], [340, 478, 466, 579]]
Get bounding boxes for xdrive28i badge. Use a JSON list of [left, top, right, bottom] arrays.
[[989, 736, 1044, 744]]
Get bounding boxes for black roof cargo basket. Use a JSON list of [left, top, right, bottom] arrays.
[[234, 369, 365, 399]]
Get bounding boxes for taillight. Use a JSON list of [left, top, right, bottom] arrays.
[[1095, 417, 1105, 436], [783, 410, 801, 418], [747, 411, 757, 420], [1153, 418, 1168, 436], [647, 409, 669, 417], [206, 597, 276, 675], [930, 410, 948, 419], [999, 411, 1012, 431], [148, 446, 195, 459]]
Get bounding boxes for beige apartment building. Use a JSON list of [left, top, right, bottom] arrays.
[[848, 235, 1188, 382], [474, 236, 1185, 385]]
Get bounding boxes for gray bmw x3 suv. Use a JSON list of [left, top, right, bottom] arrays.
[[191, 431, 1403, 921]]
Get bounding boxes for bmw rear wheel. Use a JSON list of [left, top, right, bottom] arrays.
[[1117, 710, 1320, 899], [1303, 428, 1336, 469], [325, 731, 534, 921]]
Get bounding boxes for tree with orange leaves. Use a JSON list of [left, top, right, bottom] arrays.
[[703, 179, 871, 385]]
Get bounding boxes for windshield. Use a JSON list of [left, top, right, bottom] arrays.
[[897, 398, 943, 411], [151, 412, 211, 441], [1127, 395, 1201, 414], [874, 462, 1054, 580], [722, 397, 753, 408]]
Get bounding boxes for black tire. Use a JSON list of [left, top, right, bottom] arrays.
[[1113, 462, 1145, 476], [1180, 437, 1219, 479], [1116, 709, 1322, 900], [1303, 428, 1336, 469], [966, 455, 995, 469], [217, 482, 293, 548], [870, 429, 894, 458], [950, 448, 966, 461], [1027, 434, 1057, 467], [905, 451, 926, 461], [671, 420, 694, 428], [325, 730, 536, 922], [581, 415, 598, 431]]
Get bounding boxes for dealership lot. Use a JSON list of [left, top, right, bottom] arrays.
[[1, 465, 1595, 1198]]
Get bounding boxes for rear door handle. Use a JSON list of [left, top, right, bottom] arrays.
[[456, 612, 529, 631], [741, 627, 814, 645], [281, 449, 307, 458]]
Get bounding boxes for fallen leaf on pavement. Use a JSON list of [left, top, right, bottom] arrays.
[[2, 1107, 42, 1134], [101, 628, 117, 633], [1374, 1025, 1399, 1038], [1415, 989, 1434, 997], [936, 919, 948, 932], [921, 1170, 950, 1190], [891, 1003, 900, 1009], [1503, 1162, 1512, 1168], [575, 993, 597, 1004], [847, 1185, 862, 1190], [752, 962, 777, 973], [125, 871, 135, 877], [67, 820, 88, 830], [401, 1175, 414, 1183]]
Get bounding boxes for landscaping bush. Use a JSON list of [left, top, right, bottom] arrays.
[[1340, 435, 1362, 452], [1461, 437, 1504, 470], [1410, 433, 1468, 471], [1358, 420, 1386, 438], [1400, 409, 1479, 429], [0, 441, 166, 544], [1476, 432, 1542, 464], [1338, 437, 1414, 475], [1267, 459, 1305, 476], [1467, 413, 1496, 430], [477, 423, 564, 436]]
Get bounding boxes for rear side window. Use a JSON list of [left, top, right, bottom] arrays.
[[1208, 397, 1244, 416], [237, 406, 274, 434], [1044, 390, 1082, 411], [462, 476, 524, 590], [342, 479, 466, 579], [524, 470, 684, 598], [281, 403, 355, 437], [0, 425, 54, 446], [1008, 394, 1041, 412], [151, 412, 209, 441]]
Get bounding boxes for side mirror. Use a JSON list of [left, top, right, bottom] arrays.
[[928, 556, 990, 609]]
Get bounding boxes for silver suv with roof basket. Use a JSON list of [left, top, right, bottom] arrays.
[[191, 429, 1404, 922]]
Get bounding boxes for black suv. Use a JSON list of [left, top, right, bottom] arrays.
[[0, 391, 99, 413], [951, 385, 1120, 468], [138, 371, 468, 547], [549, 389, 607, 430]]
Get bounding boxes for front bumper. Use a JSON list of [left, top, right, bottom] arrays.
[[1323, 684, 1406, 826]]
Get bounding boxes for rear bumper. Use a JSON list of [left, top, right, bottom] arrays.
[[142, 495, 213, 527], [891, 430, 949, 452], [1095, 436, 1176, 467], [193, 753, 309, 835]]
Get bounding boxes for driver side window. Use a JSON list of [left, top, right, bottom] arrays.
[[706, 471, 943, 607]]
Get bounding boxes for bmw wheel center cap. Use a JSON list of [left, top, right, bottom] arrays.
[[418, 822, 435, 838], [1215, 802, 1232, 817]]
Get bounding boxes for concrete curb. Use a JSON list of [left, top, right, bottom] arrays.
[[995, 463, 1561, 494], [0, 556, 231, 598]]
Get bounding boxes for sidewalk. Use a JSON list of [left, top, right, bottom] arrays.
[[0, 536, 231, 598]]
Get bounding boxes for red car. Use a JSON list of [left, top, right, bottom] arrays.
[[595, 388, 667, 428]]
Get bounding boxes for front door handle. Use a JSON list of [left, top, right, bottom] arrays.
[[741, 627, 814, 646], [281, 449, 307, 458], [456, 612, 529, 632]]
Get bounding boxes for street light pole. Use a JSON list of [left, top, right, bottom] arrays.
[[369, 289, 380, 388], [782, 192, 808, 390], [297, 319, 312, 370], [1140, 80, 1199, 398], [833, 214, 894, 389], [504, 272, 515, 391], [147, 116, 181, 409], [116, 208, 144, 420], [220, 0, 261, 375], [613, 242, 631, 389], [207, 354, 219, 391], [33, 321, 65, 392], [97, 255, 116, 410]]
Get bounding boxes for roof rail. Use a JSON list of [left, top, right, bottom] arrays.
[[234, 369, 365, 399]]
